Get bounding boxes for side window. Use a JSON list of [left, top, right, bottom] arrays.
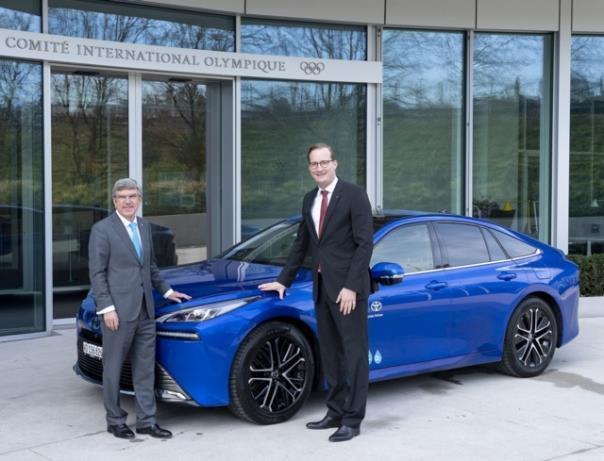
[[436, 223, 490, 267], [371, 224, 434, 273], [490, 228, 537, 258], [482, 227, 507, 261]]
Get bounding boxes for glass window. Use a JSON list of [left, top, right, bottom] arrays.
[[241, 80, 366, 233], [490, 228, 537, 258], [436, 223, 490, 267], [382, 29, 465, 213], [241, 18, 366, 60], [482, 228, 507, 261], [0, 58, 44, 336], [0, 0, 40, 31], [51, 70, 129, 319], [371, 224, 434, 273], [142, 79, 209, 266], [473, 33, 553, 242], [569, 36, 604, 256], [48, 0, 234, 51]]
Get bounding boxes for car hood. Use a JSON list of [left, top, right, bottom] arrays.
[[154, 258, 305, 317]]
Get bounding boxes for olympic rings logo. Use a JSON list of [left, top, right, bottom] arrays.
[[299, 61, 325, 75]]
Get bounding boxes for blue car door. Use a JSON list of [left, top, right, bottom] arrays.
[[368, 222, 458, 370], [432, 222, 527, 359]]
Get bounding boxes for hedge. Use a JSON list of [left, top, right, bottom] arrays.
[[567, 254, 604, 297]]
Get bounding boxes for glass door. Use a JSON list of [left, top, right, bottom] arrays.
[[50, 70, 222, 320], [141, 78, 211, 265], [0, 59, 45, 336], [51, 68, 129, 319]]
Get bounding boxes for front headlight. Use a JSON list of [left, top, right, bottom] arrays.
[[157, 296, 260, 323]]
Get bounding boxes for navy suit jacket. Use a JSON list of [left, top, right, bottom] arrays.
[[277, 180, 374, 302]]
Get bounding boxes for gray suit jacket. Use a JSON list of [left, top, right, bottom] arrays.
[[89, 212, 170, 321]]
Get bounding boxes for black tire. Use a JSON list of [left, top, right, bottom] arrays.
[[498, 297, 558, 377], [229, 321, 315, 424]]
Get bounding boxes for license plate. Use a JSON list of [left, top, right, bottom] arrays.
[[82, 341, 103, 360]]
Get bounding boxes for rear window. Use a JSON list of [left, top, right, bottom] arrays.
[[489, 229, 537, 258]]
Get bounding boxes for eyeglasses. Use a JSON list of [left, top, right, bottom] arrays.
[[115, 193, 139, 202], [308, 160, 333, 169]]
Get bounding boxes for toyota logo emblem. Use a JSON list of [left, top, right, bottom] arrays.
[[370, 301, 382, 312], [300, 61, 325, 75]]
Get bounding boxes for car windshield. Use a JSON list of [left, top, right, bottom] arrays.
[[220, 215, 406, 267], [221, 220, 310, 267]]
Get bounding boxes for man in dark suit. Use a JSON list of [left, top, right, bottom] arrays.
[[259, 143, 373, 442], [89, 178, 190, 439]]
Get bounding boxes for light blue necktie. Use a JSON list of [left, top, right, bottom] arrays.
[[128, 222, 143, 261]]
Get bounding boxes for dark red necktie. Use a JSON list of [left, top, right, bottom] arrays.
[[318, 190, 328, 238]]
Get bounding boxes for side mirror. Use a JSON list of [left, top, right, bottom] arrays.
[[371, 262, 405, 285]]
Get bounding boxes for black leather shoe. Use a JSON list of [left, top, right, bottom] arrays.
[[136, 424, 173, 439], [306, 415, 341, 430], [329, 425, 360, 442], [107, 424, 135, 439]]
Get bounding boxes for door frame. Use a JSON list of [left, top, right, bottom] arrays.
[[48, 65, 236, 325]]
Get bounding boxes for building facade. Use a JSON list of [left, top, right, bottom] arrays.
[[0, 0, 602, 339]]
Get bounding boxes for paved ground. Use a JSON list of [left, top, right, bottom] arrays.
[[0, 299, 603, 461]]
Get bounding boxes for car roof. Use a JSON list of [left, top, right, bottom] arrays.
[[373, 209, 449, 231]]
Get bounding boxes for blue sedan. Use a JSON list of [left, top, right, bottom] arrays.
[[74, 212, 580, 424]]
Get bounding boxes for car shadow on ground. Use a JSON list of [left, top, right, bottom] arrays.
[[142, 364, 499, 429]]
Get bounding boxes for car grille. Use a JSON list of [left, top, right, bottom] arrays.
[[77, 330, 186, 397], [77, 332, 134, 391]]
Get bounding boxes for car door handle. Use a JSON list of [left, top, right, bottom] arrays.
[[425, 280, 448, 290], [497, 272, 517, 281]]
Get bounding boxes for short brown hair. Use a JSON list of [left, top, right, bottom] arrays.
[[307, 143, 336, 162]]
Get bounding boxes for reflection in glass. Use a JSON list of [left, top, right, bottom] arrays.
[[382, 30, 464, 213], [241, 18, 366, 60], [48, 0, 234, 51], [0, 58, 44, 336], [142, 80, 209, 265], [51, 71, 128, 318], [241, 79, 366, 234], [222, 220, 306, 266], [569, 36, 604, 256], [371, 224, 434, 272], [0, 0, 40, 31], [473, 33, 552, 241]]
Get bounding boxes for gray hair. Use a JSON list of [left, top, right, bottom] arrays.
[[112, 178, 142, 197]]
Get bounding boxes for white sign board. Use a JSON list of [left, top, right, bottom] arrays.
[[0, 29, 382, 83]]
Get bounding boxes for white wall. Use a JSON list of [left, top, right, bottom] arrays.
[[573, 0, 604, 32], [476, 0, 559, 31], [245, 0, 384, 24], [140, 0, 244, 14], [386, 0, 475, 29]]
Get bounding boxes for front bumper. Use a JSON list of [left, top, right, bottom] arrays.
[[74, 329, 196, 405]]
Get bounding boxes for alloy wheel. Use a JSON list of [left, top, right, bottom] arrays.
[[248, 336, 307, 413], [513, 306, 554, 368]]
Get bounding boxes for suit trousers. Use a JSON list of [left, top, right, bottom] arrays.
[[101, 302, 157, 427], [316, 274, 369, 428]]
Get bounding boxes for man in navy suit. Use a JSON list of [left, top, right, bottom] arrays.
[[89, 178, 190, 439], [259, 143, 373, 442]]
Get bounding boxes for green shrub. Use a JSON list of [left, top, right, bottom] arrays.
[[567, 254, 604, 296]]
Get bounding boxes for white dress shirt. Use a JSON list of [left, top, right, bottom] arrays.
[[311, 177, 338, 236]]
